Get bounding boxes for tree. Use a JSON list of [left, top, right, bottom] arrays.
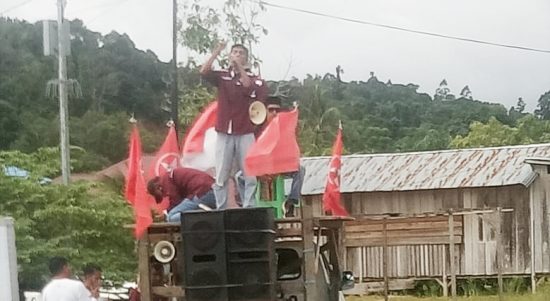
[[509, 97, 527, 121], [534, 91, 550, 120], [515, 115, 550, 144], [0, 148, 136, 290], [0, 18, 170, 160], [179, 0, 267, 68], [434, 79, 455, 101], [459, 85, 472, 100], [451, 117, 520, 148], [396, 125, 451, 151], [516, 97, 526, 113], [335, 65, 344, 82], [297, 84, 341, 155], [0, 99, 20, 148]]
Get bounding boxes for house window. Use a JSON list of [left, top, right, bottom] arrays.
[[478, 214, 496, 242]]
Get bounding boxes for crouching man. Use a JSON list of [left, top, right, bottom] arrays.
[[147, 167, 216, 222]]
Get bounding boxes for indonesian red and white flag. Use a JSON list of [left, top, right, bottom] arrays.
[[146, 123, 180, 212], [180, 101, 218, 172], [322, 124, 349, 216], [244, 109, 300, 176], [124, 124, 154, 238]]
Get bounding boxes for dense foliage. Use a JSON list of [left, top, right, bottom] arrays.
[[0, 148, 136, 290], [2, 17, 550, 159]]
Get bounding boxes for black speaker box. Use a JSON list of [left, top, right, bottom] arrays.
[[225, 207, 276, 252], [225, 208, 277, 301], [181, 210, 228, 301]]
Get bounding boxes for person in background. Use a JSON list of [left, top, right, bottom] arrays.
[[128, 275, 141, 301], [200, 41, 268, 209], [236, 96, 305, 217], [147, 167, 216, 222], [41, 256, 96, 301], [82, 264, 102, 301]]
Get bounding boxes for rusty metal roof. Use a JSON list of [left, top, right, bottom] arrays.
[[300, 143, 550, 195]]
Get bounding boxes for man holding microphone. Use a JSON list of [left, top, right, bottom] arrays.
[[200, 42, 268, 209]]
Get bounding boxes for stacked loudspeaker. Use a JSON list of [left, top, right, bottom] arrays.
[[181, 208, 276, 301]]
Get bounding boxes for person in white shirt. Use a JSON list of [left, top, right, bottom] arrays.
[[81, 264, 102, 301], [41, 256, 96, 301]]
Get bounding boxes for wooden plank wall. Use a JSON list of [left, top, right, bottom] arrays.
[[344, 216, 462, 279], [346, 244, 460, 279], [306, 184, 531, 277], [530, 166, 550, 273], [345, 216, 463, 247]]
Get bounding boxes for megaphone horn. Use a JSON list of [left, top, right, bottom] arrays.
[[153, 240, 176, 263], [249, 101, 267, 125]]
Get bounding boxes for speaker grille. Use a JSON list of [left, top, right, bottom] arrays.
[[186, 268, 225, 300], [225, 208, 277, 300], [181, 211, 228, 301], [225, 208, 275, 252]]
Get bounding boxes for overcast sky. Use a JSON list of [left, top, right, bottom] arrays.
[[2, 0, 550, 110]]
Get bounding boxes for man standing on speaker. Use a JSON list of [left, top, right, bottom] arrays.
[[200, 41, 268, 209], [147, 167, 216, 222]]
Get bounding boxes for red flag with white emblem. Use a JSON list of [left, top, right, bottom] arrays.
[[147, 123, 180, 180], [146, 123, 180, 211], [322, 124, 348, 216], [181, 101, 218, 172]]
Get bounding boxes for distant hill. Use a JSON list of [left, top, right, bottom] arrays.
[[1, 17, 544, 165]]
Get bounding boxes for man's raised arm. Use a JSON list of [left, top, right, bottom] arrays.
[[200, 41, 227, 75]]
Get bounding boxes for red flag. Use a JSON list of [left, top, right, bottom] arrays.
[[147, 125, 180, 180], [244, 109, 300, 176], [124, 124, 153, 238], [322, 126, 348, 216], [181, 101, 218, 171], [146, 124, 180, 212], [134, 166, 154, 238], [124, 126, 142, 205]]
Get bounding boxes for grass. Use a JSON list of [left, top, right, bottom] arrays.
[[345, 281, 550, 301], [346, 295, 550, 301]]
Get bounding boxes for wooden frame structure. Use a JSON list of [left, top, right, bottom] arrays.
[[342, 208, 513, 300], [135, 199, 353, 301]]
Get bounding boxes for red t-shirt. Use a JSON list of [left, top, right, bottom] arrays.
[[159, 168, 215, 211], [128, 288, 140, 301]]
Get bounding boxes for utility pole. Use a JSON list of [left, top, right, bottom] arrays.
[[171, 0, 179, 138], [57, 0, 70, 185]]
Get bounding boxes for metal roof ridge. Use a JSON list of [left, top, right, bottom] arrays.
[[301, 142, 550, 160]]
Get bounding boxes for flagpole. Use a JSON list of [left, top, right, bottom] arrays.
[[171, 0, 179, 138], [57, 0, 70, 185]]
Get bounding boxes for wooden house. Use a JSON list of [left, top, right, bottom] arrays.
[[299, 143, 550, 288]]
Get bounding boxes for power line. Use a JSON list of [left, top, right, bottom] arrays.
[[0, 0, 34, 15], [252, 0, 550, 54]]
